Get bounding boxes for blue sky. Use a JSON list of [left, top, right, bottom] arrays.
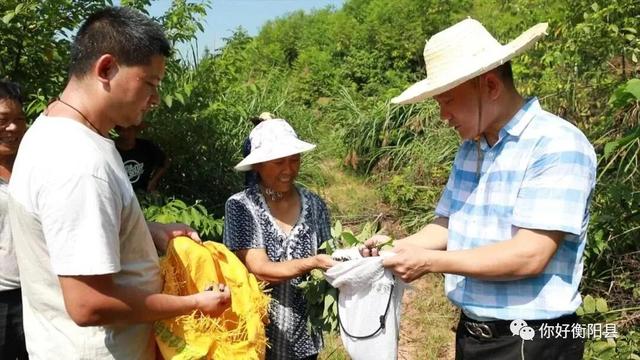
[[149, 0, 345, 53]]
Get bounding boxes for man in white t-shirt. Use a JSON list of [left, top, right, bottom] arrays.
[[8, 7, 230, 360]]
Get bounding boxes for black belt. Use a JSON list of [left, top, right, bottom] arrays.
[[459, 312, 580, 339], [0, 288, 21, 301]]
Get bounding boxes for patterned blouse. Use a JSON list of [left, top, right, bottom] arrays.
[[223, 184, 332, 360]]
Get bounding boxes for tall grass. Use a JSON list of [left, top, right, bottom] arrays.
[[327, 87, 459, 230]]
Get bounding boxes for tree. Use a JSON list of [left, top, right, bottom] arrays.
[[0, 0, 109, 116]]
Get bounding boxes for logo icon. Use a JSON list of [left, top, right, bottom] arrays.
[[123, 160, 144, 183], [510, 319, 535, 341], [519, 326, 535, 340]]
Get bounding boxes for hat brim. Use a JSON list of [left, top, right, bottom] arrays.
[[234, 140, 316, 171], [391, 23, 548, 104]]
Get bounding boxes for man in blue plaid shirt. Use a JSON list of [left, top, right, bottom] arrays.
[[362, 19, 596, 359]]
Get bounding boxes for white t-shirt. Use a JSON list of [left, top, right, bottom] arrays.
[[9, 115, 162, 360], [0, 179, 20, 291]]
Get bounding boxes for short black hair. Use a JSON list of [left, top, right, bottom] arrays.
[[0, 80, 24, 106], [69, 6, 171, 77], [494, 61, 515, 87]]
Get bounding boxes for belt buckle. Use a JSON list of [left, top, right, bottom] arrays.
[[464, 322, 493, 339]]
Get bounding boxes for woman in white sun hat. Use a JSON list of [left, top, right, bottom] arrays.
[[361, 18, 596, 359], [223, 117, 335, 360]]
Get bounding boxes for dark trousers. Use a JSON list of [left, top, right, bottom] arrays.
[[455, 313, 584, 360], [0, 288, 28, 360]]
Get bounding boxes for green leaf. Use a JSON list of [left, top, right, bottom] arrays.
[[189, 207, 201, 226], [322, 293, 334, 318], [175, 93, 185, 105], [183, 83, 193, 97], [625, 78, 640, 99], [163, 95, 173, 108], [583, 295, 596, 314], [377, 238, 394, 250], [595, 297, 608, 313], [325, 292, 335, 306], [173, 199, 187, 209], [604, 140, 620, 158], [331, 220, 342, 238], [342, 232, 359, 246], [155, 214, 174, 224], [357, 222, 375, 241], [590, 339, 616, 357], [2, 11, 16, 24], [310, 269, 324, 280], [318, 279, 326, 292]]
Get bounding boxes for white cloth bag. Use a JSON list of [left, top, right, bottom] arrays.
[[325, 248, 404, 360]]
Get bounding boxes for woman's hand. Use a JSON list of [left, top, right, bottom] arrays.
[[313, 254, 335, 270]]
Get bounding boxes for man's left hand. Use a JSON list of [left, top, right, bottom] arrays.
[[147, 222, 202, 253]]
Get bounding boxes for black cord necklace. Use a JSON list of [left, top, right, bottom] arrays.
[[54, 98, 105, 137]]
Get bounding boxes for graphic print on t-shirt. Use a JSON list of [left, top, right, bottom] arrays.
[[123, 159, 144, 184]]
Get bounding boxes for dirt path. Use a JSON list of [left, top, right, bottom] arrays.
[[398, 275, 457, 360], [316, 160, 458, 360]]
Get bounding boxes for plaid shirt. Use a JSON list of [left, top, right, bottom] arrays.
[[436, 98, 597, 320]]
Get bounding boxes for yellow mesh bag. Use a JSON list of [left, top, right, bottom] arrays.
[[154, 236, 270, 359]]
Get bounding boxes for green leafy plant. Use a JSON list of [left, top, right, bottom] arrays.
[[298, 220, 387, 333], [577, 295, 640, 359], [143, 197, 224, 241]]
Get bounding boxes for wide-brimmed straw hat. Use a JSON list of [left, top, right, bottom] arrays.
[[234, 119, 316, 171], [391, 18, 548, 104]]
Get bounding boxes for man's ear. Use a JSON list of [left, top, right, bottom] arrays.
[[484, 71, 502, 101], [94, 54, 118, 85]]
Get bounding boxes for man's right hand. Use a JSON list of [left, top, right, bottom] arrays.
[[192, 284, 231, 317], [360, 234, 392, 257]]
